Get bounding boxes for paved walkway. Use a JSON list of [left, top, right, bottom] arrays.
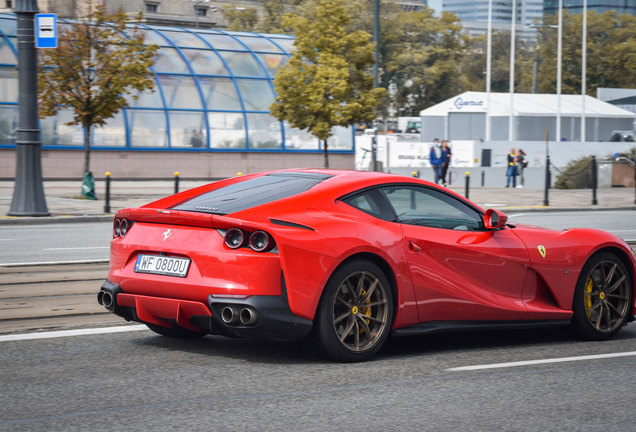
[[0, 178, 635, 224]]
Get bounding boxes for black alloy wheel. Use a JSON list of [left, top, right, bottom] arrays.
[[570, 251, 633, 340], [306, 259, 394, 362]]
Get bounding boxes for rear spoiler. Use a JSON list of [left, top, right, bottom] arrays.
[[116, 208, 268, 232], [117, 207, 215, 228]]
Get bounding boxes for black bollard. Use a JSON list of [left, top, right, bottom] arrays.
[[591, 156, 598, 205], [465, 171, 470, 200], [481, 170, 485, 187], [633, 160, 636, 205], [543, 155, 550, 206], [412, 170, 420, 178], [104, 172, 111, 214], [174, 171, 180, 194]]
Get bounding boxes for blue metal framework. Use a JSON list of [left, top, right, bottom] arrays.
[[0, 14, 354, 153]]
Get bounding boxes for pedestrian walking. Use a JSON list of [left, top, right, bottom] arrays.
[[516, 149, 527, 188], [441, 140, 451, 187], [506, 147, 518, 188], [429, 138, 444, 185]]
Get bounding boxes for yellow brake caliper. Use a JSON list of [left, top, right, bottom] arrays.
[[585, 278, 593, 318], [359, 289, 372, 333]]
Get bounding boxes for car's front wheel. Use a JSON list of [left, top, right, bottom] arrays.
[[570, 251, 633, 340], [307, 259, 394, 362]]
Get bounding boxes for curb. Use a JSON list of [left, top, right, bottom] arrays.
[[0, 215, 114, 226]]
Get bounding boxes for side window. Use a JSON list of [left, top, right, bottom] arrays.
[[341, 189, 396, 221], [380, 186, 483, 231]]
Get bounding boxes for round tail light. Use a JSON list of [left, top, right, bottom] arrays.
[[225, 228, 246, 249], [121, 219, 129, 236], [114, 219, 121, 237], [249, 231, 275, 252]]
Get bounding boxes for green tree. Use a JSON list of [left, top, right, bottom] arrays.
[[461, 31, 535, 94], [538, 11, 636, 95], [39, 4, 159, 175], [270, 0, 385, 168], [322, 0, 468, 114]]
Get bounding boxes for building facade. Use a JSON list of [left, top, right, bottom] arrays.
[[443, 0, 542, 43], [0, 13, 355, 179], [544, 0, 636, 15], [17, 0, 263, 29]]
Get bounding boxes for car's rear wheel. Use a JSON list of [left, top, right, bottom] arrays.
[[306, 259, 394, 362], [146, 323, 206, 339], [570, 252, 632, 340]]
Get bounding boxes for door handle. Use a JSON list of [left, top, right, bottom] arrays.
[[408, 241, 421, 252]]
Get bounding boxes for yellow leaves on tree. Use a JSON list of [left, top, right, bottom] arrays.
[[38, 4, 159, 174], [269, 0, 384, 168]]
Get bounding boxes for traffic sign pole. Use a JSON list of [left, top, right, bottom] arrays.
[[8, 0, 50, 216]]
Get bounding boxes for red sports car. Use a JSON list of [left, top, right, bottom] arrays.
[[98, 169, 636, 362]]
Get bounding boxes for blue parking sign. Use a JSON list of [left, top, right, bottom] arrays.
[[35, 14, 57, 49]]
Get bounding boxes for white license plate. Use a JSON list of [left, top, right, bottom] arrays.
[[134, 254, 191, 278]]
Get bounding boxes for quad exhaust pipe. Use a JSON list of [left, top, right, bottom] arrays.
[[102, 291, 114, 309], [221, 306, 258, 326], [239, 307, 258, 325], [97, 289, 115, 311]]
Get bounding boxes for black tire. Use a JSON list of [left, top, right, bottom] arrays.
[[305, 259, 394, 362], [146, 323, 206, 339], [570, 251, 633, 341]]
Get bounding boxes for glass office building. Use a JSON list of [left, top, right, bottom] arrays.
[[544, 0, 636, 15], [0, 14, 354, 154]]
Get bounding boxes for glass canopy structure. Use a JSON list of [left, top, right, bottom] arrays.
[[0, 14, 354, 153]]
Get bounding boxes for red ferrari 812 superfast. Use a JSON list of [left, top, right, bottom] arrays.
[[98, 169, 636, 362]]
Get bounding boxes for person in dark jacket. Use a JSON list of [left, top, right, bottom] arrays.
[[516, 148, 527, 188], [440, 140, 451, 187], [429, 138, 445, 185], [506, 147, 518, 188]]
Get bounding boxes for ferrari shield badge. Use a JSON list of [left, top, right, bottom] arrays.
[[537, 245, 547, 258]]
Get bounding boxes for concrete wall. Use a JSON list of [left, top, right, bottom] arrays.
[[356, 136, 636, 170], [0, 149, 354, 180]]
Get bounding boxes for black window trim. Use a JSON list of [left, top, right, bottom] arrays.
[[338, 183, 488, 230]]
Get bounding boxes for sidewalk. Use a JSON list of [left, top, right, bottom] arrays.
[[0, 178, 635, 225]]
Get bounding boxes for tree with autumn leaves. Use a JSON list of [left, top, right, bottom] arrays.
[[269, 0, 384, 168], [38, 5, 159, 175]]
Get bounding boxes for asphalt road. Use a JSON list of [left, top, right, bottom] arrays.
[[0, 223, 112, 265], [0, 211, 634, 265], [1, 324, 636, 431]]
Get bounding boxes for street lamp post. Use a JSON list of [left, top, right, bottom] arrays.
[[509, 0, 516, 142], [8, 0, 50, 216], [485, 0, 492, 141], [581, 0, 587, 142], [556, 0, 563, 144]]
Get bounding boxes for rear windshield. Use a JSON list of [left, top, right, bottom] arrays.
[[171, 173, 333, 215]]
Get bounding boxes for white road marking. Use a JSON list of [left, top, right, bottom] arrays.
[[447, 351, 636, 371], [507, 213, 527, 218], [0, 259, 109, 267], [0, 325, 148, 342], [42, 247, 110, 251], [0, 239, 15, 241]]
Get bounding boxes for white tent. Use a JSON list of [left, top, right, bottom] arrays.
[[419, 92, 635, 142]]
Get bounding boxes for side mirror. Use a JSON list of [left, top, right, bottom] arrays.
[[484, 209, 508, 229]]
